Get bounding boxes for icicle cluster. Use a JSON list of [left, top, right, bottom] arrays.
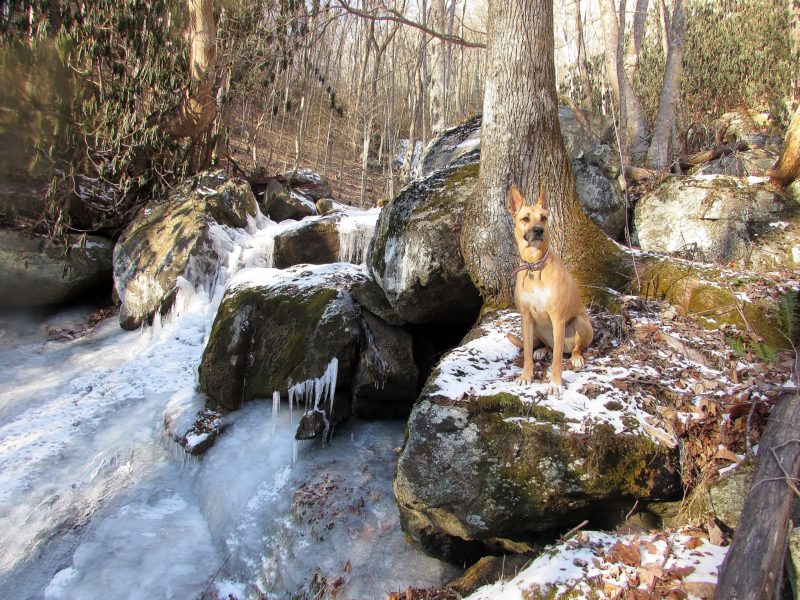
[[287, 358, 339, 440]]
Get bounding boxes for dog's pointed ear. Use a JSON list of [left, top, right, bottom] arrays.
[[535, 185, 547, 209], [508, 185, 525, 215]]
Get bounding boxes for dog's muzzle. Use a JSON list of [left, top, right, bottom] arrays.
[[525, 226, 545, 243]]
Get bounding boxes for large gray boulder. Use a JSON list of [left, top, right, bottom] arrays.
[[113, 171, 259, 329], [198, 264, 419, 439], [693, 147, 778, 177], [633, 175, 792, 267], [572, 157, 627, 240], [394, 310, 681, 558], [417, 109, 613, 179], [275, 168, 333, 201], [368, 160, 482, 325], [198, 264, 363, 413], [0, 230, 112, 307]]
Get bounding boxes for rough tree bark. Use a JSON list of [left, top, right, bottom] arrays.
[[460, 0, 629, 309], [714, 391, 800, 599], [790, 0, 800, 106], [647, 0, 687, 170], [767, 105, 800, 187], [624, 0, 649, 78]]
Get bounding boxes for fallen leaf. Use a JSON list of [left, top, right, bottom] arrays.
[[713, 447, 740, 464], [683, 581, 716, 599], [708, 521, 727, 546], [638, 565, 664, 586], [641, 540, 659, 554], [685, 537, 704, 550], [608, 540, 641, 566]]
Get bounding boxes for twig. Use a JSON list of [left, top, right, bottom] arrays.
[[202, 552, 231, 598], [559, 519, 590, 542], [336, 0, 486, 48]]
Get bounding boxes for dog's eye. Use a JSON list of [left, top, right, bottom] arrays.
[[521, 216, 530, 222], [541, 216, 548, 222]]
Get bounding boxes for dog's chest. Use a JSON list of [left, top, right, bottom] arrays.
[[518, 281, 553, 315]]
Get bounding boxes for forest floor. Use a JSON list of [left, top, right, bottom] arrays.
[[224, 105, 391, 208]]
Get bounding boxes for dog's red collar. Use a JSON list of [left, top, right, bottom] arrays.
[[511, 249, 551, 278]]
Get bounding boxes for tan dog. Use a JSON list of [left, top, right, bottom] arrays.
[[507, 185, 593, 396]]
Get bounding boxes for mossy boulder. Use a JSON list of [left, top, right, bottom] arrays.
[[635, 260, 792, 348], [417, 109, 613, 179], [634, 175, 792, 267], [0, 230, 112, 307], [198, 264, 363, 412], [198, 264, 418, 438], [113, 170, 258, 329], [394, 310, 681, 558], [367, 160, 482, 324]]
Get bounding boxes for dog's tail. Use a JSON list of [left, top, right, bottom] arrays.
[[506, 333, 523, 349]]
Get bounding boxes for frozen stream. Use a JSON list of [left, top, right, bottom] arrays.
[[0, 210, 458, 599]]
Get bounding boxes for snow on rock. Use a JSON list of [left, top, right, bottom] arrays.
[[466, 527, 728, 599], [113, 170, 261, 330], [394, 307, 684, 557], [634, 175, 790, 267], [368, 160, 482, 324]]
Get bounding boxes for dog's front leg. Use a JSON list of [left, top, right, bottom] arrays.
[[516, 312, 535, 384], [548, 316, 566, 396]]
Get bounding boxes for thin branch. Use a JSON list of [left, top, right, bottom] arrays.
[[336, 0, 486, 49]]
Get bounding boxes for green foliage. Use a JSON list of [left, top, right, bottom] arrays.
[[728, 334, 781, 363], [0, 1, 191, 237], [0, 1, 315, 238], [778, 291, 800, 344], [634, 0, 793, 151]]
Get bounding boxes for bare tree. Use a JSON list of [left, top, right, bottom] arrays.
[[163, 0, 217, 146], [428, 0, 447, 134], [647, 0, 686, 170], [600, 0, 650, 161]]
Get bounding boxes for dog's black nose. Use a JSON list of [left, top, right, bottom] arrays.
[[526, 226, 545, 242]]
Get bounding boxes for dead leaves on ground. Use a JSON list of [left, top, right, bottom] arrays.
[[587, 295, 794, 489]]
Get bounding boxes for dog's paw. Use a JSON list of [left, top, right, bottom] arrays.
[[570, 354, 586, 369], [533, 348, 549, 361], [515, 370, 534, 385], [547, 382, 564, 397]]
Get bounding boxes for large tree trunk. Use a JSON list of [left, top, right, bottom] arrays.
[[461, 0, 628, 309], [647, 0, 687, 170], [790, 0, 800, 106], [163, 0, 217, 141], [767, 106, 800, 187]]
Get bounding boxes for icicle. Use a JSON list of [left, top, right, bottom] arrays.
[[271, 391, 280, 436], [338, 216, 377, 264]]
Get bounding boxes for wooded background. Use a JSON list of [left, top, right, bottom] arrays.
[[0, 0, 796, 238]]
